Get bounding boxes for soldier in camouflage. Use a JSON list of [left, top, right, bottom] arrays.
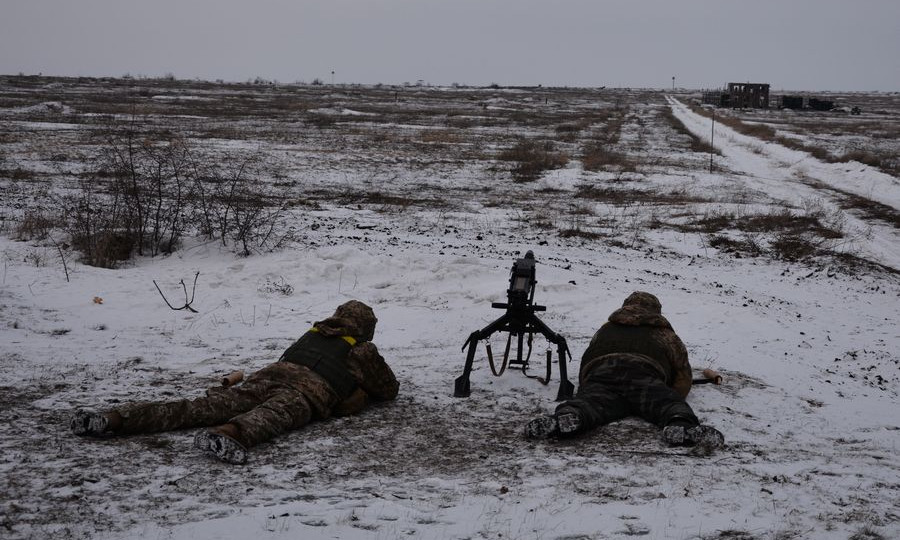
[[525, 291, 724, 451], [71, 300, 398, 464]]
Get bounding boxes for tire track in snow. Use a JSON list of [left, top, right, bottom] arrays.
[[666, 96, 900, 271]]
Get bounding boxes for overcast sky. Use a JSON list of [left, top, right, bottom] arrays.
[[2, 0, 898, 91]]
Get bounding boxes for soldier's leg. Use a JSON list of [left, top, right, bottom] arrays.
[[624, 373, 699, 427], [621, 369, 723, 450], [112, 386, 267, 435], [226, 387, 313, 448], [525, 362, 630, 439], [565, 364, 636, 429]]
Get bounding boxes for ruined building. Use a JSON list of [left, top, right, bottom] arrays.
[[702, 82, 771, 108], [726, 83, 770, 108]]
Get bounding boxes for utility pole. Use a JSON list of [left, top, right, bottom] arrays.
[[709, 109, 716, 173], [672, 76, 675, 90], [331, 70, 335, 85]]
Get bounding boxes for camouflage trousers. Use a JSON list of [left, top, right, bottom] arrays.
[[558, 353, 698, 433], [114, 363, 316, 448]]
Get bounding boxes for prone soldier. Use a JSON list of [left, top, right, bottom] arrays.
[[70, 300, 398, 464], [525, 291, 724, 452]]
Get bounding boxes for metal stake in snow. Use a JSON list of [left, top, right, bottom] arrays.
[[454, 251, 575, 401]]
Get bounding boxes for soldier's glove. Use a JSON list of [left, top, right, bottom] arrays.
[[333, 388, 369, 417]]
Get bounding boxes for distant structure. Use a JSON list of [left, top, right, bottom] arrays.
[[776, 95, 836, 111], [702, 82, 770, 108], [808, 97, 834, 111], [781, 95, 804, 110], [701, 89, 730, 107], [726, 83, 770, 108]]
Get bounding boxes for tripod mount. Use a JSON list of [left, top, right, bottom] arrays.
[[453, 251, 575, 401]]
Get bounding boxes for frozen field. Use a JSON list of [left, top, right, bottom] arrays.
[[0, 76, 898, 539]]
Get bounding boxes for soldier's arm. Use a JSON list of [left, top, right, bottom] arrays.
[[349, 342, 399, 401], [669, 335, 693, 398], [332, 388, 369, 416]]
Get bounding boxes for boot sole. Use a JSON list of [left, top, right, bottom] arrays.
[[70, 410, 109, 437], [524, 416, 559, 439], [194, 431, 248, 464]]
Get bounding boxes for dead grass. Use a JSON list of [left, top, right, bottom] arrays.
[[13, 210, 58, 241], [840, 150, 883, 169], [679, 206, 849, 261], [581, 142, 633, 172], [661, 108, 722, 155], [559, 227, 606, 240], [311, 188, 450, 211], [1, 167, 37, 181], [575, 185, 707, 206], [838, 194, 900, 228], [420, 129, 461, 144], [498, 139, 569, 182], [707, 234, 764, 257]]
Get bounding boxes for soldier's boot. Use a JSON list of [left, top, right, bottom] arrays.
[[70, 410, 122, 436], [194, 423, 248, 465], [524, 415, 558, 439], [524, 407, 582, 439], [663, 423, 724, 450]]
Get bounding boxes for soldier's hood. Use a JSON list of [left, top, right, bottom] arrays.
[[608, 291, 672, 328], [314, 300, 378, 342]]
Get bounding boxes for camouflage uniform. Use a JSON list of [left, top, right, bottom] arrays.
[[558, 291, 699, 433], [112, 300, 398, 448]]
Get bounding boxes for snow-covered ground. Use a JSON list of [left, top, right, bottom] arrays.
[[1, 79, 898, 540]]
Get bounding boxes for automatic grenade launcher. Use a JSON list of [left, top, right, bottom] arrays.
[[453, 251, 575, 401]]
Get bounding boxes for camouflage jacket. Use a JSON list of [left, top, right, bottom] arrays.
[[580, 292, 692, 397], [267, 300, 399, 418]]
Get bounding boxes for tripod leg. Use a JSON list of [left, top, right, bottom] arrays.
[[454, 332, 480, 397], [516, 332, 525, 366], [555, 341, 575, 401]]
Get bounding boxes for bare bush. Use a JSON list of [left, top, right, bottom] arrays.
[[498, 139, 568, 182], [13, 210, 57, 241], [57, 117, 291, 266], [84, 123, 196, 259], [59, 176, 134, 268], [192, 155, 291, 256]]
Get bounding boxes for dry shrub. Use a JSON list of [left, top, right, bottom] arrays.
[[14, 210, 57, 241], [840, 150, 882, 168], [775, 136, 832, 161], [741, 122, 777, 139], [701, 206, 846, 262], [498, 139, 568, 182], [769, 235, 817, 260], [678, 211, 735, 233], [708, 234, 763, 256], [581, 142, 632, 171]]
